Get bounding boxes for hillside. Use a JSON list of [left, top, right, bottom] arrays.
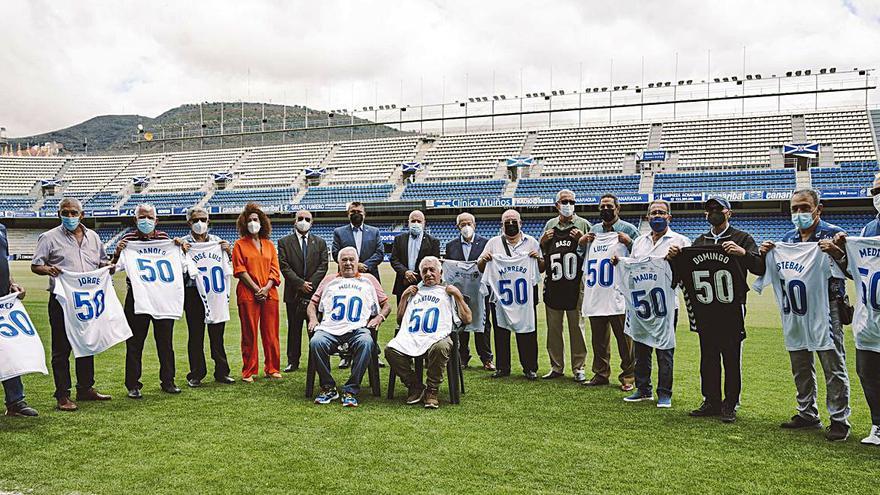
[[8, 102, 405, 154]]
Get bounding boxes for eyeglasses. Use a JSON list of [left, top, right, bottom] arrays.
[[296, 217, 312, 222], [558, 199, 575, 205], [649, 210, 668, 216]]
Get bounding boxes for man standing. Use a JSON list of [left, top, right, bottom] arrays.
[[332, 201, 384, 281], [390, 210, 440, 302], [759, 188, 851, 441], [669, 196, 764, 423], [278, 209, 328, 372], [31, 197, 112, 411], [445, 212, 494, 371], [539, 189, 589, 382], [1, 221, 37, 417], [581, 194, 639, 390]]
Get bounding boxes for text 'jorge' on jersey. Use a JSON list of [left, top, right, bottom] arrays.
[[387, 283, 461, 357], [581, 232, 628, 318], [116, 239, 186, 319], [441, 260, 486, 333], [480, 253, 540, 334], [542, 227, 582, 311], [846, 236, 880, 353], [753, 243, 833, 352], [618, 257, 677, 350], [0, 292, 48, 382], [672, 245, 749, 340], [53, 266, 132, 358]]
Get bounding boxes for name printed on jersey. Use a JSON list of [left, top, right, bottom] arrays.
[[0, 292, 48, 381]]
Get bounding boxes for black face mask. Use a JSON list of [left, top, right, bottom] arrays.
[[349, 212, 364, 226], [599, 209, 616, 222], [504, 222, 520, 236], [707, 211, 726, 227]]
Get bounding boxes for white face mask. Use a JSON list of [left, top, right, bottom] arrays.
[[460, 225, 474, 240], [296, 219, 311, 233], [247, 220, 261, 235], [559, 204, 575, 217], [191, 220, 208, 235], [873, 194, 880, 214]]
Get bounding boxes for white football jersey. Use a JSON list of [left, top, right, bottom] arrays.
[[442, 260, 485, 333], [0, 292, 48, 382], [846, 236, 880, 353], [480, 253, 539, 334], [581, 232, 628, 317], [53, 267, 133, 358], [387, 284, 461, 356], [753, 243, 832, 352], [186, 242, 232, 324], [618, 257, 677, 350], [117, 239, 186, 319], [316, 276, 379, 336]]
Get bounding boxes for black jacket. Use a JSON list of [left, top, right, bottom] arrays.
[[693, 224, 766, 278], [277, 233, 329, 305], [390, 232, 440, 296]]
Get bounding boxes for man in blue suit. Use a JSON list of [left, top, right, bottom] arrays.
[[445, 212, 495, 371], [332, 202, 385, 282]]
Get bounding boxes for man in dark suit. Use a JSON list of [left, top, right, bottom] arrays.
[[278, 209, 328, 372], [445, 212, 495, 371], [390, 210, 441, 302], [332, 201, 384, 281]]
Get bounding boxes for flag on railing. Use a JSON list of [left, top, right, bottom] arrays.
[[401, 162, 422, 173], [506, 156, 535, 168], [783, 143, 819, 158], [40, 179, 61, 187], [304, 167, 327, 178], [213, 171, 234, 182], [131, 176, 150, 187]]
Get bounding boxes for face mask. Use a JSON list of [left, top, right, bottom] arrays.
[[247, 220, 261, 235], [504, 222, 520, 237], [61, 216, 80, 232], [349, 212, 364, 226], [191, 220, 208, 235], [707, 211, 726, 227], [409, 223, 423, 237], [649, 217, 668, 233], [460, 225, 474, 240], [296, 219, 311, 233], [873, 194, 880, 213], [791, 212, 815, 230], [559, 204, 575, 217], [599, 209, 615, 222], [137, 218, 155, 235]]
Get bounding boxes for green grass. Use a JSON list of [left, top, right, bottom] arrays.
[[0, 262, 877, 494]]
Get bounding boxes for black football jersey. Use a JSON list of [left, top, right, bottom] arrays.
[[542, 228, 582, 310]]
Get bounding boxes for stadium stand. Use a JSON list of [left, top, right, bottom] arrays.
[[532, 124, 650, 175], [147, 148, 246, 192], [0, 196, 37, 210], [653, 168, 796, 194], [804, 110, 877, 163], [810, 160, 879, 190], [234, 142, 331, 189], [298, 184, 393, 204], [327, 136, 420, 184], [84, 192, 123, 210], [515, 175, 641, 198], [61, 155, 136, 196], [121, 192, 205, 210], [421, 131, 527, 181], [100, 154, 165, 195], [672, 212, 875, 242], [400, 180, 506, 200], [0, 156, 66, 195], [206, 187, 297, 209]]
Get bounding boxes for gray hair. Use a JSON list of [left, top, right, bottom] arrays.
[[186, 205, 209, 221], [134, 203, 156, 216], [555, 189, 575, 202], [338, 246, 360, 263], [58, 197, 83, 212], [456, 212, 475, 226], [647, 199, 672, 215], [418, 255, 441, 272], [791, 187, 820, 206]]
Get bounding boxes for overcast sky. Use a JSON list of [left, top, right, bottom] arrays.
[[3, 0, 880, 137]]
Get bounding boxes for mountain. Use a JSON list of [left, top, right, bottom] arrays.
[[7, 102, 405, 154]]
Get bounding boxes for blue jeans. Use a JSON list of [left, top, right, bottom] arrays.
[[2, 377, 25, 405], [634, 341, 674, 398], [310, 327, 376, 395]]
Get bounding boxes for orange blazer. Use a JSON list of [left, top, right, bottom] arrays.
[[232, 237, 281, 302]]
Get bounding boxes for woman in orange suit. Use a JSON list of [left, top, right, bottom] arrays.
[[232, 203, 282, 382]]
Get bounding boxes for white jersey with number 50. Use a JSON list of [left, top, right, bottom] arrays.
[[619, 257, 677, 350], [316, 276, 379, 336], [846, 236, 880, 353], [480, 253, 539, 334], [0, 292, 48, 382], [117, 239, 186, 319], [582, 232, 628, 317], [186, 242, 232, 324], [387, 284, 461, 356]]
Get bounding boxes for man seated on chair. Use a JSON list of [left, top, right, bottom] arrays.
[[307, 247, 391, 408], [385, 256, 472, 409]]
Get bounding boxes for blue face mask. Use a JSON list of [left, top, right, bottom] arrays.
[[649, 216, 668, 233], [137, 218, 155, 234], [409, 223, 423, 237], [61, 216, 80, 232], [791, 212, 815, 230]]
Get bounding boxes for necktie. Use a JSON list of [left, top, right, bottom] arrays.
[[301, 235, 308, 268]]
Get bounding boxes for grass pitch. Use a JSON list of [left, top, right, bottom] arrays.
[[0, 262, 877, 494]]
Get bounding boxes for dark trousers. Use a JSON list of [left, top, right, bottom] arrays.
[[285, 300, 308, 368], [124, 290, 176, 390], [634, 342, 674, 397], [491, 302, 538, 373], [459, 296, 493, 364], [857, 349, 880, 425], [184, 286, 230, 382], [2, 377, 24, 405], [698, 332, 742, 409], [49, 294, 95, 399]]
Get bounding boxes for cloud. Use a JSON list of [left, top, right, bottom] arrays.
[[2, 0, 879, 137]]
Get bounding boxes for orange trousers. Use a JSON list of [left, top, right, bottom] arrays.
[[238, 299, 280, 377]]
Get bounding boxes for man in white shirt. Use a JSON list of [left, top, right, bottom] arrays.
[[386, 256, 472, 409]]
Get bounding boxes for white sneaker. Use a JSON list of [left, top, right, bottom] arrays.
[[861, 425, 880, 446]]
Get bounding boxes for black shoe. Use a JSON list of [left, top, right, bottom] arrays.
[[186, 379, 201, 388], [127, 389, 143, 399], [338, 358, 351, 369], [826, 421, 851, 442], [541, 370, 564, 380], [4, 400, 38, 417], [215, 376, 235, 384], [283, 364, 298, 373], [689, 401, 721, 417], [524, 371, 538, 380], [490, 370, 511, 379], [781, 414, 822, 429], [720, 407, 737, 423], [378, 359, 386, 368], [581, 376, 610, 387], [161, 384, 182, 394]]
